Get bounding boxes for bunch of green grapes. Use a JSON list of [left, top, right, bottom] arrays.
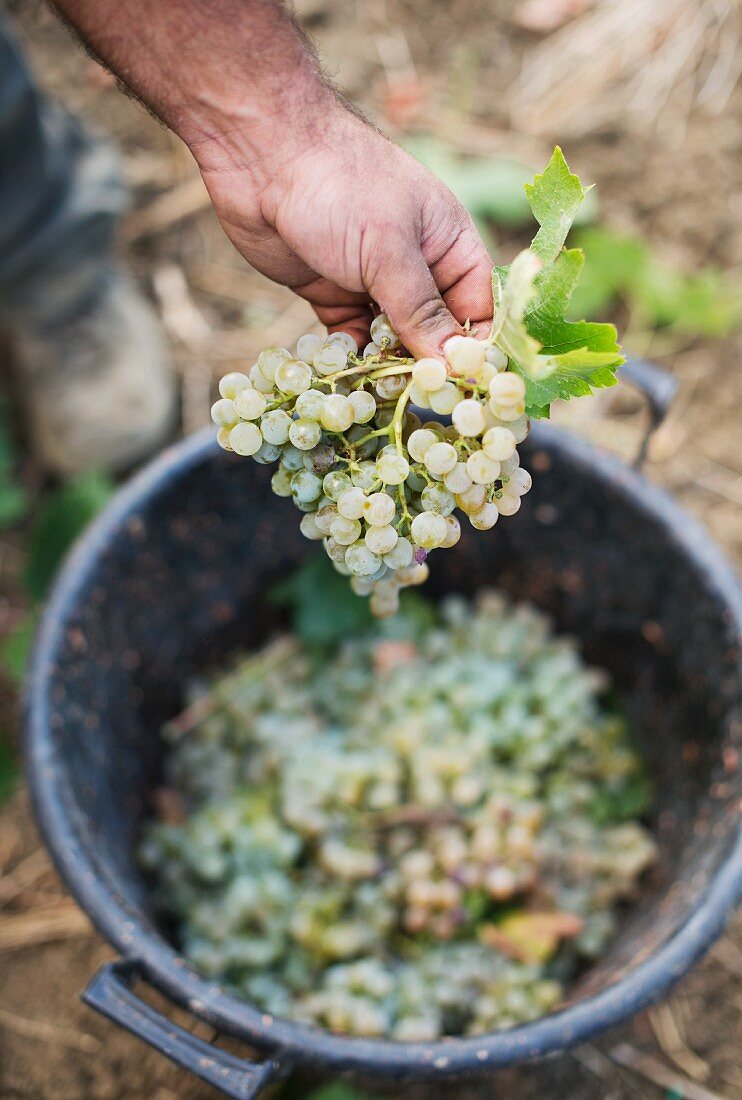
[[211, 317, 531, 617]]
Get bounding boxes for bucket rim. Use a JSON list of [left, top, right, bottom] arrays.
[[24, 423, 742, 1077]]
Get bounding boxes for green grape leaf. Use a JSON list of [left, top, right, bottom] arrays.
[[493, 251, 541, 325], [524, 146, 591, 264], [488, 149, 623, 409], [511, 355, 620, 420], [589, 770, 653, 825], [269, 552, 374, 647], [270, 556, 436, 649], [493, 244, 624, 413], [24, 471, 113, 602], [526, 249, 624, 356], [517, 246, 624, 415], [490, 252, 545, 376]]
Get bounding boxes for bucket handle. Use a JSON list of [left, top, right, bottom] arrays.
[[617, 355, 678, 466], [83, 960, 287, 1099]]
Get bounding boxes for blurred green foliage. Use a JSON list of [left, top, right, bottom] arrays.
[[0, 462, 113, 805], [301, 1085, 375, 1100], [569, 226, 742, 337], [405, 135, 598, 241], [0, 401, 28, 531], [0, 612, 37, 684], [408, 137, 740, 343], [24, 471, 112, 602]]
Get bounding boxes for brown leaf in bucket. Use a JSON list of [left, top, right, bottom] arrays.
[[479, 910, 584, 963]]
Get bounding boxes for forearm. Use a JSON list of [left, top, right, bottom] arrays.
[[52, 0, 341, 179], [52, 0, 493, 357]]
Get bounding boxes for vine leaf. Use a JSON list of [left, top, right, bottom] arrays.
[[488, 148, 624, 416], [490, 252, 544, 376], [524, 146, 591, 263], [513, 246, 624, 417]]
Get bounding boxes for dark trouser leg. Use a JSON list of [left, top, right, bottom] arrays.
[[0, 17, 126, 331]]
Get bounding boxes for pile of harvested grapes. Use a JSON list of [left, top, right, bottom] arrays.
[[210, 149, 624, 616], [141, 591, 656, 1039]]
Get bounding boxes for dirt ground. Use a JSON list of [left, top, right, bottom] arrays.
[[0, 1, 740, 1098]]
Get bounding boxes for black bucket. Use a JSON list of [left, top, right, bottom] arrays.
[[25, 362, 741, 1098]]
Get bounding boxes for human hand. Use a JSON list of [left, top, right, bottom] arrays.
[[52, 0, 492, 356], [196, 106, 494, 358]]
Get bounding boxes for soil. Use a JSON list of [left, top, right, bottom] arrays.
[[1, 1, 740, 1098]]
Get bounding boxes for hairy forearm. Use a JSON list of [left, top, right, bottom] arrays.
[[52, 0, 492, 357], [52, 0, 341, 177]]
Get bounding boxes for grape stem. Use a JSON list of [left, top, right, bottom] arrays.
[[396, 483, 411, 527], [390, 379, 415, 456], [264, 396, 293, 413], [370, 363, 415, 380], [163, 636, 298, 739], [353, 426, 390, 447], [319, 359, 414, 389]]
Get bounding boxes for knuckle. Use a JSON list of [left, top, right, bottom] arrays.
[[421, 189, 467, 237], [405, 295, 452, 336]]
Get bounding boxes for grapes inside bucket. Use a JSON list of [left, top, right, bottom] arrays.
[[25, 151, 741, 1098], [140, 577, 658, 1041]]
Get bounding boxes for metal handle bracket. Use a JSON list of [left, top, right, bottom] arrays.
[[83, 961, 287, 1099], [618, 355, 678, 466]]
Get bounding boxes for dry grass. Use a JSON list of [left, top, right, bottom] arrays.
[[511, 0, 741, 141], [0, 902, 93, 952]]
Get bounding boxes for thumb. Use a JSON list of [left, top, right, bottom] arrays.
[[367, 244, 462, 359]]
